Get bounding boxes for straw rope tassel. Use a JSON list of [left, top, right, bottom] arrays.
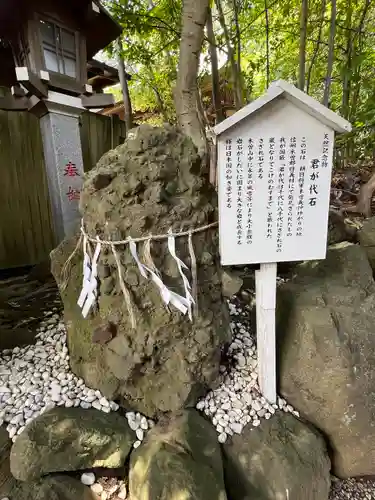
[[59, 221, 218, 323], [111, 243, 136, 329], [143, 237, 159, 276], [60, 233, 83, 292]]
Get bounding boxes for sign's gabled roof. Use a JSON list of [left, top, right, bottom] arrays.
[[213, 79, 352, 136]]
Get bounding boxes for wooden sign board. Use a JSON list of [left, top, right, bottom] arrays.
[[214, 80, 352, 403], [215, 80, 352, 266], [218, 105, 336, 265]]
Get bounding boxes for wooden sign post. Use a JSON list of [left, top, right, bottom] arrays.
[[214, 80, 352, 403]]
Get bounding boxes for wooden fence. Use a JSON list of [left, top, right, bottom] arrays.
[[0, 110, 125, 270], [80, 112, 126, 172], [0, 110, 55, 270]]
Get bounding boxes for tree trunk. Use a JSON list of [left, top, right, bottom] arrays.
[[215, 0, 243, 109], [175, 0, 208, 156], [197, 85, 217, 186], [323, 0, 336, 107], [117, 38, 133, 135], [265, 0, 270, 87], [197, 87, 210, 130], [232, 0, 243, 102], [147, 68, 170, 123], [298, 0, 309, 91], [206, 5, 224, 123], [349, 0, 371, 121], [153, 87, 169, 123], [306, 0, 326, 95], [341, 0, 353, 119]]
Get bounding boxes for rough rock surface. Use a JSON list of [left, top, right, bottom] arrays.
[[223, 412, 331, 500], [0, 425, 12, 494], [129, 409, 227, 500], [277, 242, 375, 478], [51, 125, 231, 416], [4, 475, 96, 500], [10, 407, 136, 481], [358, 215, 375, 270], [327, 210, 357, 246], [221, 270, 243, 298], [1, 425, 95, 499]]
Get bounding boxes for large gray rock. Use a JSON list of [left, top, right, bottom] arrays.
[[4, 475, 96, 500], [10, 407, 136, 481], [221, 270, 243, 298], [277, 242, 375, 478], [51, 125, 231, 417], [129, 409, 227, 500], [1, 425, 96, 500], [327, 210, 357, 246], [223, 412, 331, 500], [358, 216, 375, 269], [0, 425, 13, 495]]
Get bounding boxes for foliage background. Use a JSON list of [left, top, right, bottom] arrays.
[[102, 0, 375, 161]]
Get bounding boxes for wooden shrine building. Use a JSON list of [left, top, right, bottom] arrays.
[[0, 0, 124, 258], [0, 0, 121, 109]]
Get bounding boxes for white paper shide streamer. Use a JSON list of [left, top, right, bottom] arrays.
[[167, 228, 195, 319], [76, 222, 211, 323], [77, 236, 101, 318], [129, 236, 192, 316]]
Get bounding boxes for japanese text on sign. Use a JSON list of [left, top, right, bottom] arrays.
[[63, 160, 81, 202], [64, 161, 80, 177], [225, 139, 233, 209], [246, 139, 254, 245], [66, 186, 80, 201], [236, 138, 244, 245], [219, 130, 334, 265]]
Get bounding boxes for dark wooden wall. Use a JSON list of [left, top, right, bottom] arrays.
[[0, 110, 125, 269], [0, 110, 56, 269], [80, 112, 126, 172]]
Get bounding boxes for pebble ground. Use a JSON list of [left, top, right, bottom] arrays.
[[330, 477, 375, 499], [196, 295, 299, 443], [0, 277, 374, 499]]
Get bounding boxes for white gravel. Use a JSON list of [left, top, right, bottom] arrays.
[[117, 484, 127, 499], [125, 411, 154, 449], [81, 472, 96, 486], [3, 290, 373, 499], [330, 477, 375, 500], [196, 296, 299, 443], [90, 478, 127, 500], [0, 299, 152, 447], [91, 482, 104, 495], [1, 290, 292, 451]]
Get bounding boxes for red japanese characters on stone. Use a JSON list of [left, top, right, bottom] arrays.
[[64, 161, 80, 177], [66, 186, 80, 201]]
